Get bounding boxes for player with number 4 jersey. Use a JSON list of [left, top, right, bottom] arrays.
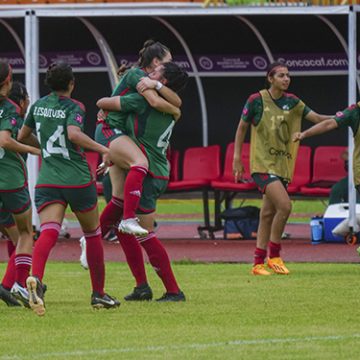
[[97, 61, 188, 302], [96, 40, 181, 238]]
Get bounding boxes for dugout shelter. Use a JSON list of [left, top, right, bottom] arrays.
[[0, 2, 359, 229]]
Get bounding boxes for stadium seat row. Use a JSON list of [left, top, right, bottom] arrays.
[[84, 144, 347, 238]]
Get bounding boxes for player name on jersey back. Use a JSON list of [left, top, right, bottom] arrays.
[[33, 106, 66, 119]]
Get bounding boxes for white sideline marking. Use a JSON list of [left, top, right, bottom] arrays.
[[2, 333, 360, 359]]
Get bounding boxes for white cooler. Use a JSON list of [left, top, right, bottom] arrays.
[[323, 203, 360, 242]]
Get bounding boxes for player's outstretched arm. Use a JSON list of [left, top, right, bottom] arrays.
[[293, 118, 338, 142], [305, 111, 334, 124]]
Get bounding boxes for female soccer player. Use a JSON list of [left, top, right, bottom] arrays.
[[0, 81, 33, 307], [293, 103, 360, 194], [233, 61, 331, 276], [97, 39, 181, 238], [0, 62, 41, 307], [18, 62, 120, 316], [97, 62, 188, 302]]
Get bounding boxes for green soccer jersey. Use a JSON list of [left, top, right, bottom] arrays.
[[106, 67, 147, 130], [334, 103, 360, 186], [0, 98, 28, 190], [122, 93, 175, 179], [25, 93, 92, 187]]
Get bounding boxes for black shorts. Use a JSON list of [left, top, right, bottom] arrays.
[[252, 173, 288, 194]]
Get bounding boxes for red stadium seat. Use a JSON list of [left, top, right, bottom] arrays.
[[299, 146, 347, 197], [166, 145, 221, 237], [287, 145, 312, 194], [167, 145, 221, 191], [211, 142, 256, 192], [169, 149, 180, 182]]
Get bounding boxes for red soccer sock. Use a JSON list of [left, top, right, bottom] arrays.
[[32, 222, 61, 281], [254, 247, 267, 266], [7, 240, 16, 258], [2, 251, 16, 289], [117, 231, 147, 286], [139, 232, 180, 294], [123, 166, 148, 220], [15, 253, 32, 287], [100, 196, 124, 237], [85, 227, 105, 296], [269, 241, 281, 258]]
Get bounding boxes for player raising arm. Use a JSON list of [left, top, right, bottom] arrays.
[[293, 103, 360, 193]]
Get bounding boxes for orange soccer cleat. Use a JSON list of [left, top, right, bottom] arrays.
[[252, 264, 271, 276], [267, 257, 290, 275]]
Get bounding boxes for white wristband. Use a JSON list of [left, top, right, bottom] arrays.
[[155, 81, 163, 91]]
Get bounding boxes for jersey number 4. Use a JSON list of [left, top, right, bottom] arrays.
[[157, 121, 175, 155]]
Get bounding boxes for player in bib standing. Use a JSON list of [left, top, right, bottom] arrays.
[[233, 62, 331, 276]]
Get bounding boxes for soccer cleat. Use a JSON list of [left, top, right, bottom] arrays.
[[26, 276, 46, 316], [0, 284, 21, 307], [251, 264, 271, 276], [10, 282, 30, 308], [79, 236, 89, 270], [252, 264, 271, 276], [124, 283, 153, 301], [119, 218, 148, 236], [156, 291, 186, 302], [103, 229, 118, 242], [42, 283, 48, 297], [91, 293, 121, 309], [267, 257, 290, 275]]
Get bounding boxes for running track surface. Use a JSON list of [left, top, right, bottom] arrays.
[[1, 223, 359, 263]]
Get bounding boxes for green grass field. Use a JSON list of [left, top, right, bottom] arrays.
[[1, 262, 360, 360]]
